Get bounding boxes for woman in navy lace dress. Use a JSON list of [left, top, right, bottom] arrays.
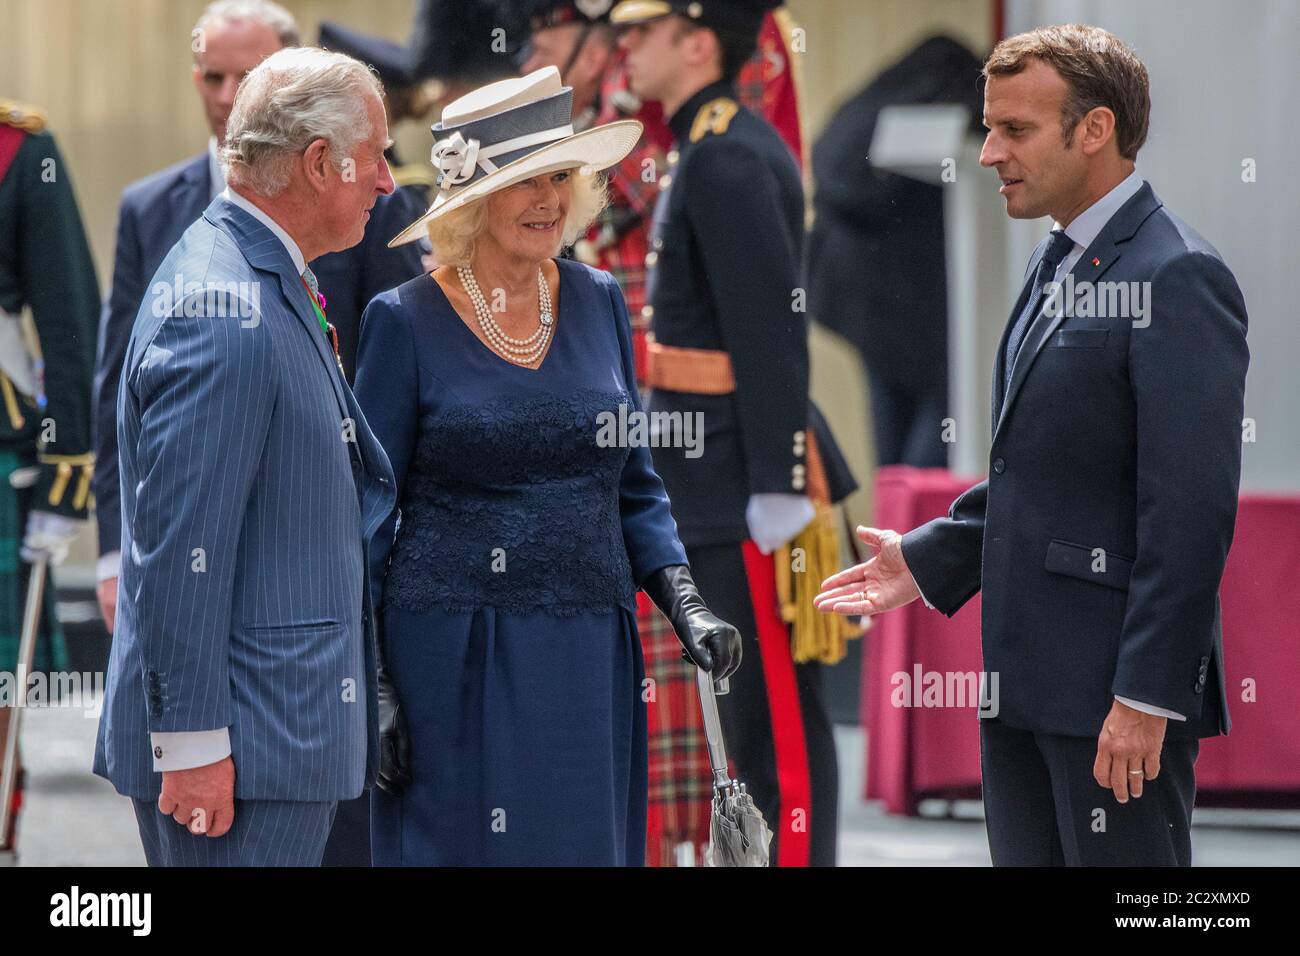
[[354, 67, 740, 865]]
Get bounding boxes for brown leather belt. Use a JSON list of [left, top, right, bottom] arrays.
[[645, 338, 736, 395], [645, 336, 833, 504]]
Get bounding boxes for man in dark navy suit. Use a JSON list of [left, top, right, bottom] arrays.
[[817, 25, 1248, 866], [93, 1, 425, 635]]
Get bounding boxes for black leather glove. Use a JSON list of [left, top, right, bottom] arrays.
[[375, 626, 411, 797], [642, 564, 742, 681]]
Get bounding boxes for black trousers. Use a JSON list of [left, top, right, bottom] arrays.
[[979, 717, 1200, 866], [688, 541, 839, 867]]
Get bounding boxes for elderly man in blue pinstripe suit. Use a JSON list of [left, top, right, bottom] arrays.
[[93, 46, 398, 866]]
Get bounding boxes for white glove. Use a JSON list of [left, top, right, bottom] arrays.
[[21, 510, 84, 565], [745, 493, 815, 555]]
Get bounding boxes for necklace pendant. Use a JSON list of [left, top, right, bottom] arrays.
[[540, 311, 553, 326]]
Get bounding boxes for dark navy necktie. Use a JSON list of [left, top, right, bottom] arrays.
[[1003, 229, 1076, 391]]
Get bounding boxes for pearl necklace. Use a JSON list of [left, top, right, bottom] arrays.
[[456, 264, 554, 366]]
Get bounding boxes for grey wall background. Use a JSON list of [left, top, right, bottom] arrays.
[[1008, 0, 1300, 491]]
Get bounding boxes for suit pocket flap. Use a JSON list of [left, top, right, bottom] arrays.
[[1044, 539, 1133, 590], [1049, 329, 1109, 348]]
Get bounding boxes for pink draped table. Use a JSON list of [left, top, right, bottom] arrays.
[[863, 466, 1300, 814]]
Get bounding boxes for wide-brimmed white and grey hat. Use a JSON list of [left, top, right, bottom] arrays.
[[388, 65, 642, 247]]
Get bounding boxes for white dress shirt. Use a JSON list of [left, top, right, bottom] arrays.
[[913, 169, 1183, 721], [149, 186, 309, 772]]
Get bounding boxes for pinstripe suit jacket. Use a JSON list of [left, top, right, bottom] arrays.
[[92, 196, 397, 801]]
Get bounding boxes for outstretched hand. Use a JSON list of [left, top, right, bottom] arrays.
[[813, 526, 922, 618]]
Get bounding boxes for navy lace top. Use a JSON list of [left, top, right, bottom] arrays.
[[354, 259, 687, 617]]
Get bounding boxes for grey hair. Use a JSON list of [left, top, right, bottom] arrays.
[[222, 47, 383, 197], [193, 0, 301, 60]]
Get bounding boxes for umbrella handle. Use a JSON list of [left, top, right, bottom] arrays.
[[695, 667, 733, 790], [0, 556, 47, 848]]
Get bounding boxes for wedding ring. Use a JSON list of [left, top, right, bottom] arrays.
[[1128, 770, 1144, 775]]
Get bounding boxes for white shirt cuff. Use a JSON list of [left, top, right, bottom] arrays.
[[150, 728, 232, 772], [1115, 695, 1186, 721], [97, 550, 122, 582]]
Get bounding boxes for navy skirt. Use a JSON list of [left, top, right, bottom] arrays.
[[371, 604, 648, 865]]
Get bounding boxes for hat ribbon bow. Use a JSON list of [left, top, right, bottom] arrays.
[[430, 124, 576, 191]]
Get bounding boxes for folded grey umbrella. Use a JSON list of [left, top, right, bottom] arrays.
[[696, 669, 772, 867]]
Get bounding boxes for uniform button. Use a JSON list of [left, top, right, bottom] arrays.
[[666, 149, 679, 166], [792, 476, 806, 491], [659, 173, 672, 190], [645, 251, 658, 267], [792, 441, 804, 456], [993, 457, 1006, 474], [793, 430, 806, 442], [641, 305, 654, 320], [653, 237, 664, 251]]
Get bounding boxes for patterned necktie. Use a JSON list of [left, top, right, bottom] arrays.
[[302, 266, 344, 374], [1003, 229, 1076, 391]]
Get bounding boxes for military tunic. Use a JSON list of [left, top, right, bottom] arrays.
[[0, 101, 98, 672]]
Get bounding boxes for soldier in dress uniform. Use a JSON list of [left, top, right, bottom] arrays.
[[612, 0, 854, 866], [0, 99, 99, 852]]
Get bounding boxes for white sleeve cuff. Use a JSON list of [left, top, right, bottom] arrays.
[[1115, 695, 1186, 721], [915, 579, 935, 611], [150, 728, 232, 772], [97, 550, 122, 582]]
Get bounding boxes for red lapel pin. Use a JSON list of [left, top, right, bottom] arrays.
[[1092, 257, 1101, 266]]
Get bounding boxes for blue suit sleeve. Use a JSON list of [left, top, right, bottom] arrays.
[[128, 294, 277, 733], [93, 194, 144, 560], [900, 479, 987, 616], [354, 290, 420, 610], [601, 269, 688, 583]]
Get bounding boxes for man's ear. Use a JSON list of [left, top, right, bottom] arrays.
[[301, 137, 333, 194], [680, 25, 716, 70], [1078, 105, 1118, 157]]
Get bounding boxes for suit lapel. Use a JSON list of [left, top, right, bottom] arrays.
[[171, 154, 212, 239], [993, 184, 1163, 442], [207, 197, 351, 417], [206, 197, 395, 525]]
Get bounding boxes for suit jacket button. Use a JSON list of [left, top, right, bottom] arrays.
[[993, 457, 1006, 474]]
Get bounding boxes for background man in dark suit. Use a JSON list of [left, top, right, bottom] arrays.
[[92, 0, 424, 637], [816, 24, 1248, 866]]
